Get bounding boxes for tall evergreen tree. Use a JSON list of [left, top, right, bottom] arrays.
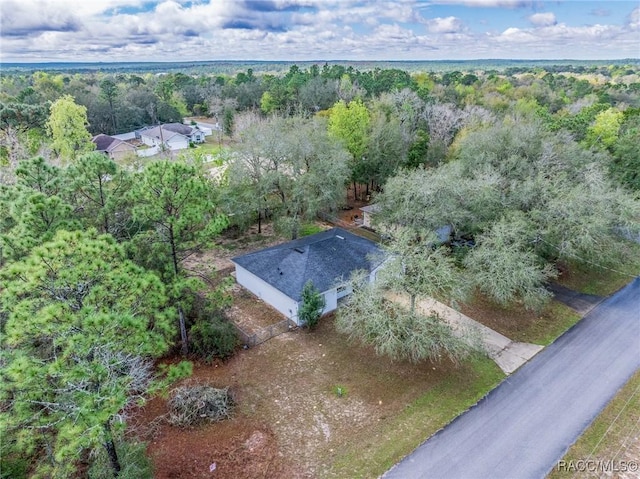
[[0, 230, 189, 478], [129, 160, 228, 355]]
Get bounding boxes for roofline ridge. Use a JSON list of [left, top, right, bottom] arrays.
[[231, 227, 372, 262]]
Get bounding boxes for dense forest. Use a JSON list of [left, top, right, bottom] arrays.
[[1, 61, 639, 477]]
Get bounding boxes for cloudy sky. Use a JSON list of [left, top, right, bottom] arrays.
[[1, 0, 638, 63]]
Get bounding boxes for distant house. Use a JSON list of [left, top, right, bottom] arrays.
[[92, 134, 138, 161], [137, 123, 206, 151], [358, 204, 452, 244], [359, 204, 381, 229], [163, 123, 207, 143], [231, 228, 385, 325], [184, 120, 217, 136], [137, 125, 188, 151], [112, 131, 136, 141]]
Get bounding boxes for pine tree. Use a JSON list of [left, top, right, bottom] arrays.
[[0, 230, 190, 478]]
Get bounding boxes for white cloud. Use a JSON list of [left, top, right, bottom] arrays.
[[498, 27, 535, 42], [426, 16, 465, 33], [629, 6, 640, 29], [1, 0, 638, 62], [490, 21, 636, 59], [374, 23, 416, 41], [430, 0, 533, 8], [1, 0, 83, 36], [529, 12, 556, 27], [383, 2, 422, 23]]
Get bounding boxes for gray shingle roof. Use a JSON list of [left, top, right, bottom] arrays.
[[163, 123, 195, 136], [92, 134, 117, 152], [93, 134, 137, 153], [140, 125, 185, 142], [232, 228, 384, 301], [359, 204, 381, 214]]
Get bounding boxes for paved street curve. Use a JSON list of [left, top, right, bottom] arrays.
[[384, 278, 640, 479]]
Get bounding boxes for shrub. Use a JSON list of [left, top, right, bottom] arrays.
[[299, 223, 324, 237], [332, 385, 348, 398], [187, 294, 237, 362], [299, 280, 325, 329], [189, 316, 238, 362], [0, 454, 28, 479], [168, 383, 234, 427]]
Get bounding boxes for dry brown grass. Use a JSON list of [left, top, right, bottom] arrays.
[[136, 316, 502, 478]]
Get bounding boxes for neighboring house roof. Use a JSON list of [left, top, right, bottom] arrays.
[[360, 204, 381, 214], [188, 120, 220, 131], [163, 122, 196, 136], [232, 228, 384, 301], [92, 134, 136, 153], [93, 134, 118, 152], [359, 204, 451, 243], [435, 224, 453, 243], [112, 131, 136, 141], [137, 123, 205, 145], [140, 125, 187, 143]]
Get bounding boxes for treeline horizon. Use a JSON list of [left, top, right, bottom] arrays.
[[2, 58, 638, 75]]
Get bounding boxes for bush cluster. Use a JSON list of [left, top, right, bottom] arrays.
[[188, 294, 239, 362]]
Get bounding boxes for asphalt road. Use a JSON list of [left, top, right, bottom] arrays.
[[384, 278, 640, 479]]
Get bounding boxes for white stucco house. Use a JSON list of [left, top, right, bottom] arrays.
[[231, 228, 385, 326], [138, 126, 188, 151], [185, 120, 217, 136], [136, 123, 206, 151]]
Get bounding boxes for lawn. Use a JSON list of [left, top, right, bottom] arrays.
[[547, 369, 640, 478], [193, 141, 227, 156], [460, 295, 581, 345], [556, 241, 640, 296], [328, 354, 503, 477]]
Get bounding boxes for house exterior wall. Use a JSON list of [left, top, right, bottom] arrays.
[[336, 284, 353, 299], [109, 143, 137, 160], [140, 135, 157, 147], [362, 211, 373, 228], [321, 289, 338, 315], [166, 135, 189, 151], [234, 251, 387, 327], [235, 265, 299, 323], [190, 131, 205, 143], [140, 132, 189, 151], [137, 146, 160, 157]]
